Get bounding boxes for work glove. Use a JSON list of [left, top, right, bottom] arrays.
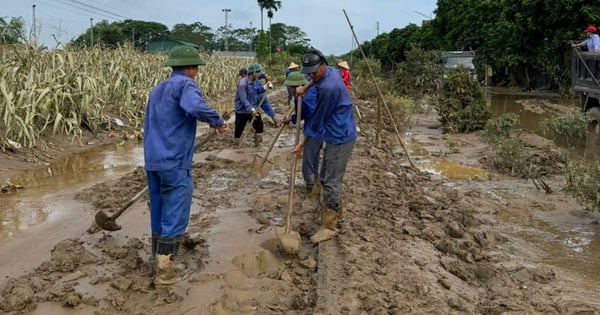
[[266, 82, 273, 89], [251, 108, 260, 117]]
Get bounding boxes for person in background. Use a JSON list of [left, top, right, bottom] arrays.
[[233, 64, 264, 147], [282, 71, 323, 194], [572, 26, 600, 52], [144, 46, 228, 285], [254, 69, 278, 127], [294, 49, 357, 244], [285, 62, 300, 105], [337, 61, 351, 91]]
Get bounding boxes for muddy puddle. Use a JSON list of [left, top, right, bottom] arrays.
[[0, 142, 143, 244]]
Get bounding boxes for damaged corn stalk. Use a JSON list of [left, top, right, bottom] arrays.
[[0, 44, 250, 148]]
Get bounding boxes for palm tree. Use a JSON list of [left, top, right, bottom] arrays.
[[257, 0, 281, 32]]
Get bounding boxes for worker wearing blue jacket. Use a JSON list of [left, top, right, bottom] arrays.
[[234, 64, 264, 146], [293, 48, 357, 244], [282, 72, 323, 194], [144, 46, 227, 285], [254, 72, 278, 127]]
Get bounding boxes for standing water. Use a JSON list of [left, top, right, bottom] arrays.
[[0, 142, 143, 244]]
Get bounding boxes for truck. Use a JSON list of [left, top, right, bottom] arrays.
[[571, 48, 600, 146], [442, 51, 476, 79]]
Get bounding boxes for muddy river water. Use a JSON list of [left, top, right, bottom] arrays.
[[1, 89, 599, 290]]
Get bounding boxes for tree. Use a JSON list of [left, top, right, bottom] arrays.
[[257, 0, 282, 31], [171, 22, 214, 51], [232, 26, 257, 51], [0, 17, 26, 44], [269, 23, 310, 53], [73, 20, 170, 48]]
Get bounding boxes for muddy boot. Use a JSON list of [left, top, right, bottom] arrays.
[[310, 209, 339, 244], [253, 134, 263, 147], [151, 233, 159, 259], [154, 238, 179, 285], [321, 209, 339, 230], [156, 254, 177, 285], [310, 182, 322, 197]]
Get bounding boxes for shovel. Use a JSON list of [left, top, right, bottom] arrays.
[[251, 106, 296, 178], [94, 110, 231, 232], [95, 186, 148, 231], [239, 91, 269, 147], [276, 96, 302, 255]]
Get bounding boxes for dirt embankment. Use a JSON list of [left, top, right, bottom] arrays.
[[1, 93, 600, 314]]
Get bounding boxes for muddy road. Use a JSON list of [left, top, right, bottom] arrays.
[[1, 90, 600, 314]]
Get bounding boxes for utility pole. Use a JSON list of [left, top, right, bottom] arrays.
[[31, 4, 37, 46], [90, 18, 94, 47], [249, 21, 253, 51], [222, 8, 231, 51], [376, 21, 379, 36]]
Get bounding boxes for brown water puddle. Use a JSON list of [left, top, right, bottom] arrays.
[[0, 142, 143, 244]]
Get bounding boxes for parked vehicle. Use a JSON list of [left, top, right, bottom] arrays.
[[441, 51, 477, 83]]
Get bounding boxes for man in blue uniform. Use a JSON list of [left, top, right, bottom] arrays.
[[234, 64, 264, 146], [283, 72, 323, 194], [144, 46, 228, 285], [293, 49, 357, 243], [254, 71, 278, 127]]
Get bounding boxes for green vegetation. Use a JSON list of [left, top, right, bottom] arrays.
[[540, 113, 588, 148], [392, 47, 443, 98], [480, 114, 525, 176], [564, 160, 600, 210], [433, 68, 490, 133]]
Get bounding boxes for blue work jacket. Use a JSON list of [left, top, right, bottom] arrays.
[[144, 71, 224, 171]]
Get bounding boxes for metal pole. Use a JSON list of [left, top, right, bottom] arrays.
[[31, 4, 37, 45], [249, 22, 253, 51], [90, 18, 94, 47], [222, 9, 231, 51]]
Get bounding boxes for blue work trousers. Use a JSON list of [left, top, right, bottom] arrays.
[[320, 140, 355, 210], [146, 169, 193, 238], [302, 137, 324, 188], [257, 93, 275, 118]]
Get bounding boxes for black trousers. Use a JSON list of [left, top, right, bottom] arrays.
[[234, 112, 264, 138]]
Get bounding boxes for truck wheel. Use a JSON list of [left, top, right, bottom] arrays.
[[585, 107, 600, 153]]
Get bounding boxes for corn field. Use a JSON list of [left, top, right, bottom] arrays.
[[0, 44, 250, 148]]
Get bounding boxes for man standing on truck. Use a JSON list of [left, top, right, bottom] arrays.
[[572, 26, 600, 52]]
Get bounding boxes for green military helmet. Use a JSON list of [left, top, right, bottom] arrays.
[[284, 71, 308, 87], [247, 63, 262, 73], [164, 46, 205, 67]]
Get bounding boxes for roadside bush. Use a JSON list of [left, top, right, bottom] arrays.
[[564, 159, 600, 210], [433, 68, 491, 133], [392, 47, 443, 98], [480, 114, 525, 176], [382, 93, 415, 131], [540, 113, 588, 148]]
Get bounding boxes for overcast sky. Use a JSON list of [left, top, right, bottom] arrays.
[[6, 0, 437, 55]]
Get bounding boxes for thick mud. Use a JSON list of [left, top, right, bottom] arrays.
[[1, 91, 600, 314]]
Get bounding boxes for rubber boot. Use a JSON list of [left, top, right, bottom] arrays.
[[321, 209, 339, 230], [155, 238, 178, 285], [151, 233, 159, 259], [253, 134, 263, 147], [311, 182, 322, 197], [310, 209, 338, 244]]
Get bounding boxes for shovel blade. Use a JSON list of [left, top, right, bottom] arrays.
[[251, 154, 274, 178], [94, 210, 122, 231]]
